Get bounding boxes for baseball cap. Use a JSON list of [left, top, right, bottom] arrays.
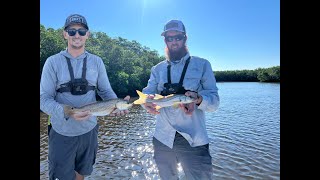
[[161, 19, 186, 36], [64, 14, 89, 30]]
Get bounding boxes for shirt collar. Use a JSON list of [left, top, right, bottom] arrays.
[[167, 53, 190, 65], [60, 49, 88, 59]]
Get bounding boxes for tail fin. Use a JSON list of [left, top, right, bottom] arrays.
[[133, 90, 147, 104]]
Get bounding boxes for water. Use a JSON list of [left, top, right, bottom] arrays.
[[40, 82, 280, 179]]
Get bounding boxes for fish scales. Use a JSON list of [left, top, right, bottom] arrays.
[[133, 90, 196, 109], [64, 98, 132, 117]]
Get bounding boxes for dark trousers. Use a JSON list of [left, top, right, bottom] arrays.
[[153, 132, 213, 180], [48, 125, 99, 180]]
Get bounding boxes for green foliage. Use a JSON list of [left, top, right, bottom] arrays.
[[257, 66, 280, 82], [40, 24, 163, 96], [215, 66, 280, 82], [40, 23, 280, 96], [40, 25, 66, 78]]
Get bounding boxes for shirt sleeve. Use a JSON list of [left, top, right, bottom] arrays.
[[142, 66, 159, 95], [139, 66, 159, 110], [197, 60, 220, 112], [40, 57, 67, 122], [96, 58, 118, 100]]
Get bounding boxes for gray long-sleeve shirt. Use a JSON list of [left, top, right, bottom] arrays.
[[40, 50, 117, 136], [142, 53, 220, 148]]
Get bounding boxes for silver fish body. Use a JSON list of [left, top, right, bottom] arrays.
[[65, 99, 132, 117], [146, 95, 195, 108], [133, 90, 196, 109]]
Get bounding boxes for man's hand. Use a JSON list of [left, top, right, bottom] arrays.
[[109, 96, 131, 116], [185, 91, 202, 105], [70, 110, 91, 121], [144, 94, 160, 115], [144, 102, 160, 115], [179, 102, 196, 115], [109, 109, 130, 116], [179, 91, 202, 115]]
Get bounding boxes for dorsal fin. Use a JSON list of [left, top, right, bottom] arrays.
[[154, 94, 164, 100], [165, 94, 174, 98]]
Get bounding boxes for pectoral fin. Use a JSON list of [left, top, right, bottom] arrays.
[[166, 94, 174, 98], [154, 94, 164, 100], [172, 103, 180, 108], [155, 105, 161, 110]]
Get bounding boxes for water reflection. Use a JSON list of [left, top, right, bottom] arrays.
[[40, 106, 170, 180], [40, 82, 280, 180]]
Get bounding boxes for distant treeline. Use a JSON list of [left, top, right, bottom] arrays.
[[40, 24, 280, 97], [214, 66, 280, 82]]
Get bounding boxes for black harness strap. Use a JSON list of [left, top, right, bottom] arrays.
[[167, 56, 191, 85], [66, 56, 76, 82], [82, 57, 87, 81], [167, 64, 171, 84], [179, 57, 190, 84]]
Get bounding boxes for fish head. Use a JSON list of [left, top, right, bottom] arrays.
[[181, 96, 197, 104]]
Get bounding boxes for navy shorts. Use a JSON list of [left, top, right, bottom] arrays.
[[48, 124, 99, 180], [153, 132, 213, 180]]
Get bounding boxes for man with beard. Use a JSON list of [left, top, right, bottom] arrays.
[[40, 14, 129, 180], [141, 19, 220, 179]]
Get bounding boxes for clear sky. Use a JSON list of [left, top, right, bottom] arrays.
[[40, 0, 280, 71]]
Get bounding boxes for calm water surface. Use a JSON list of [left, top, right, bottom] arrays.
[[40, 82, 280, 179]]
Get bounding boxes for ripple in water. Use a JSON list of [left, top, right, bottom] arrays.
[[40, 82, 280, 180]]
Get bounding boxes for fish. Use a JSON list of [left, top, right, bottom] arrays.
[[64, 96, 133, 117], [133, 90, 196, 110]]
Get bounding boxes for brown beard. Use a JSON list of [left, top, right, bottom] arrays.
[[165, 44, 189, 61]]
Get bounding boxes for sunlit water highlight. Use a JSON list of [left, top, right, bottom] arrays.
[[40, 82, 280, 179]]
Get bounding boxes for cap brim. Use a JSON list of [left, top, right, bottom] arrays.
[[64, 22, 89, 30], [161, 29, 185, 36]]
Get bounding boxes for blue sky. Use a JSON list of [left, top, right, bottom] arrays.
[[40, 0, 280, 71]]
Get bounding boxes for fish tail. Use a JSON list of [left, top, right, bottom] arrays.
[[133, 90, 147, 104]]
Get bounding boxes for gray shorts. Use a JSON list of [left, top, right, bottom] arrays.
[[48, 124, 99, 180], [153, 132, 213, 180]]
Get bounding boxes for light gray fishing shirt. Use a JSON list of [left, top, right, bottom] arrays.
[[40, 50, 117, 136], [142, 53, 220, 148]]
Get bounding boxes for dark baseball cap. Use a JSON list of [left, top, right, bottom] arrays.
[[64, 14, 89, 30], [161, 20, 186, 36]]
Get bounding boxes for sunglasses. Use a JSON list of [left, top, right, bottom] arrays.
[[165, 34, 185, 42], [66, 28, 88, 36]]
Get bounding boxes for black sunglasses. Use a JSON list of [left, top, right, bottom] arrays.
[[165, 34, 186, 42], [66, 28, 88, 36]]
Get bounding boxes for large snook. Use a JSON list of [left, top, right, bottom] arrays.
[[64, 98, 133, 117], [133, 90, 196, 110]]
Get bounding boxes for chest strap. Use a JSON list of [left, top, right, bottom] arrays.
[[167, 56, 191, 84], [57, 56, 95, 93]]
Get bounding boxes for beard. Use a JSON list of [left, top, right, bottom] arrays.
[[165, 44, 189, 61]]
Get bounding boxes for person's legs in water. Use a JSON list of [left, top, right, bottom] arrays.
[[174, 133, 213, 180], [153, 137, 179, 180]]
